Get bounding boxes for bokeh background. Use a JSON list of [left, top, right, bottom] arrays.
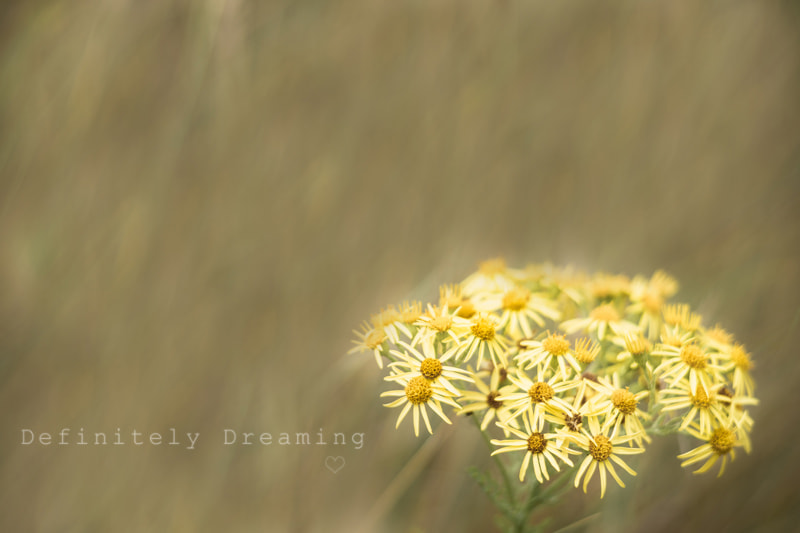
[[1, 1, 799, 532]]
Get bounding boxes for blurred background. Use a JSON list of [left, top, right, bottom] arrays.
[[1, 1, 799, 532]]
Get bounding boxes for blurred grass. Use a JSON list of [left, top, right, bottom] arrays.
[[1, 1, 799, 532]]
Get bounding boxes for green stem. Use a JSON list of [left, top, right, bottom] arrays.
[[471, 414, 515, 505], [512, 478, 541, 533]]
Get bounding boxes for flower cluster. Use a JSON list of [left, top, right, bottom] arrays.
[[350, 259, 758, 497]]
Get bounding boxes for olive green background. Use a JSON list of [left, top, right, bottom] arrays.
[[1, 1, 798, 532]]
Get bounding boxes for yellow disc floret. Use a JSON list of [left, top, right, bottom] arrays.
[[691, 387, 711, 408], [611, 388, 638, 415], [430, 314, 453, 332], [503, 287, 530, 311], [420, 358, 443, 380], [405, 376, 433, 405], [730, 344, 752, 371], [589, 435, 613, 461], [709, 427, 735, 455], [542, 333, 570, 356], [528, 382, 554, 403], [471, 315, 496, 341], [527, 432, 548, 454], [680, 344, 707, 370]]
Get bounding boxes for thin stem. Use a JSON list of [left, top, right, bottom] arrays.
[[512, 477, 542, 533], [471, 413, 514, 504]]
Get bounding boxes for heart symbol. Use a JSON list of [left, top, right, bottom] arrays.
[[325, 456, 345, 474]]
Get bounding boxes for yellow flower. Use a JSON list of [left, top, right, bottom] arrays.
[[481, 286, 561, 339], [560, 303, 638, 341], [627, 271, 678, 340], [413, 304, 471, 346], [454, 313, 510, 368], [567, 416, 645, 498], [439, 284, 476, 319], [611, 332, 652, 370], [517, 331, 583, 381], [497, 368, 577, 431], [461, 257, 517, 297], [543, 378, 605, 442], [381, 375, 460, 437], [677, 422, 743, 477], [721, 343, 756, 396], [589, 273, 632, 300], [386, 341, 473, 396], [586, 373, 651, 445], [370, 305, 408, 345], [662, 303, 702, 332], [348, 321, 388, 368], [660, 379, 730, 435], [491, 410, 576, 483], [652, 341, 724, 396], [458, 367, 516, 431], [714, 386, 758, 451], [543, 265, 588, 306], [701, 323, 735, 352]]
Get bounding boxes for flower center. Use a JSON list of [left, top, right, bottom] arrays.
[[405, 376, 433, 405], [471, 316, 496, 341], [502, 287, 530, 311], [430, 315, 453, 332], [527, 432, 547, 454], [691, 387, 711, 408], [565, 413, 582, 432], [365, 329, 386, 349], [589, 435, 613, 461], [420, 358, 443, 380], [611, 388, 638, 415], [590, 304, 620, 323], [730, 345, 752, 371], [709, 427, 735, 455], [528, 382, 554, 403], [680, 344, 707, 369], [542, 333, 570, 356], [486, 391, 503, 410]]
